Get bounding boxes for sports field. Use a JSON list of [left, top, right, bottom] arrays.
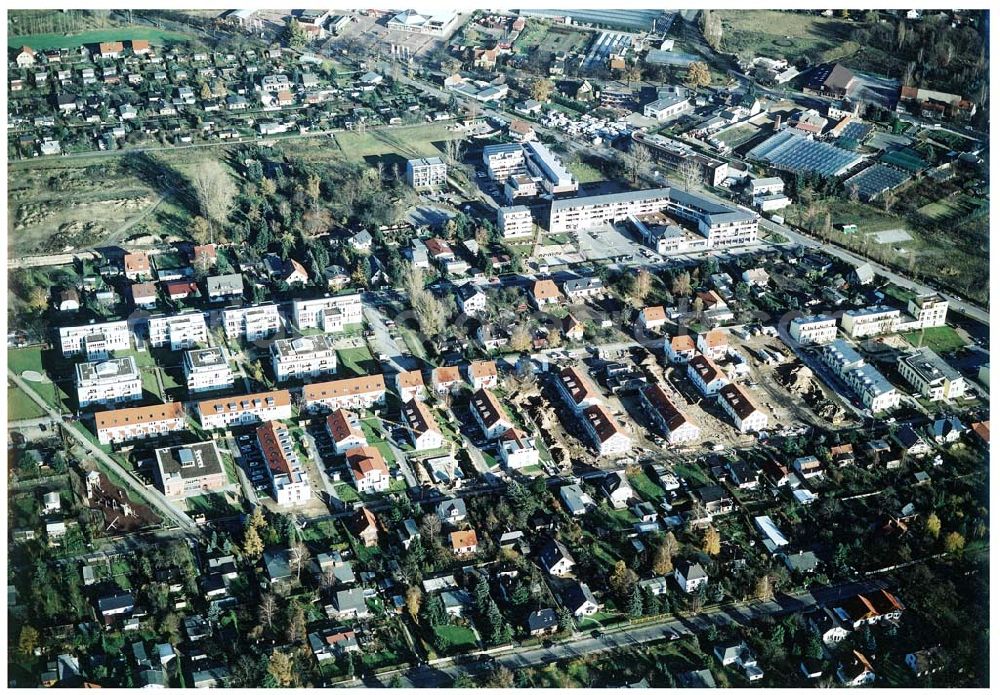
[[8, 26, 193, 50]]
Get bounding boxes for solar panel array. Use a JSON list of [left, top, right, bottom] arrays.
[[747, 129, 863, 177], [843, 163, 911, 201]]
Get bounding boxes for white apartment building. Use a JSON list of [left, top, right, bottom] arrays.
[[497, 205, 534, 239], [482, 143, 526, 181], [905, 293, 949, 330], [845, 364, 901, 413], [470, 387, 513, 440], [789, 315, 838, 346], [222, 304, 282, 342], [292, 293, 363, 331], [270, 335, 338, 382], [347, 446, 390, 494], [718, 383, 769, 433], [581, 404, 632, 457], [548, 188, 673, 233], [326, 409, 368, 455], [687, 355, 728, 396], [556, 366, 603, 412], [302, 375, 387, 412], [59, 320, 131, 357], [897, 347, 966, 402], [197, 390, 293, 430], [498, 428, 540, 470], [147, 312, 208, 351], [666, 189, 759, 248], [405, 157, 448, 190], [821, 339, 866, 376], [76, 357, 142, 408], [840, 306, 901, 339], [258, 420, 312, 506], [524, 141, 578, 195], [95, 402, 186, 445], [183, 347, 235, 393]]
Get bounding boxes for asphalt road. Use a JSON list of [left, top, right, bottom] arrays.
[[357, 577, 887, 687]]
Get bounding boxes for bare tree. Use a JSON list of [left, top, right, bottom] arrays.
[[679, 158, 701, 191], [289, 542, 311, 582], [444, 137, 466, 167], [189, 160, 237, 241], [259, 593, 278, 632]]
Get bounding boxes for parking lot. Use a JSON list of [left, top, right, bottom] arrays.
[[333, 11, 467, 58], [575, 223, 658, 264]]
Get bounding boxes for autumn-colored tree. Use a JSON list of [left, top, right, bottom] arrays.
[[652, 532, 678, 575], [18, 625, 40, 655], [924, 512, 941, 539], [632, 268, 652, 303], [508, 324, 532, 352], [405, 586, 422, 620], [188, 216, 213, 245], [267, 650, 296, 687], [671, 271, 691, 298], [242, 524, 263, 561], [529, 78, 554, 102], [754, 574, 774, 601], [26, 286, 49, 313], [685, 62, 712, 89], [943, 531, 966, 554], [702, 524, 721, 556], [609, 560, 638, 598]]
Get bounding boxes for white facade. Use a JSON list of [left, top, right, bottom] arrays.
[[405, 157, 447, 190], [790, 315, 837, 345], [222, 304, 281, 342], [840, 306, 901, 339], [183, 347, 234, 393], [897, 347, 966, 401], [197, 391, 293, 430], [59, 321, 131, 357], [270, 335, 338, 382], [482, 144, 526, 181], [76, 357, 142, 408], [499, 429, 540, 469], [147, 313, 208, 350], [292, 294, 363, 331], [718, 384, 769, 433], [906, 294, 949, 330], [497, 205, 533, 239], [302, 375, 387, 412], [845, 365, 901, 413], [95, 402, 187, 445]]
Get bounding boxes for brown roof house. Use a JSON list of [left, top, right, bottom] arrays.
[[352, 507, 379, 548], [531, 279, 562, 308]]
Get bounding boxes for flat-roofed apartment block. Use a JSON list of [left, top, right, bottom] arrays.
[[897, 347, 965, 401], [790, 315, 838, 345], [581, 403, 632, 456], [845, 364, 900, 413], [505, 173, 539, 204], [556, 365, 602, 412], [406, 157, 447, 190], [549, 188, 674, 234], [270, 334, 338, 382], [631, 131, 729, 186], [402, 397, 444, 451], [470, 387, 513, 440], [718, 383, 769, 433], [154, 441, 227, 499], [223, 304, 281, 341], [840, 306, 900, 339], [76, 357, 142, 408], [292, 293, 363, 331], [482, 143, 526, 181], [147, 312, 208, 350], [524, 141, 578, 195], [497, 205, 533, 239], [59, 320, 131, 357], [183, 347, 234, 393], [302, 374, 387, 412], [630, 210, 710, 256], [821, 339, 866, 377], [197, 389, 292, 430], [95, 402, 186, 445], [905, 293, 949, 330], [640, 382, 700, 444], [666, 189, 758, 248], [499, 428, 540, 469], [257, 420, 311, 506]]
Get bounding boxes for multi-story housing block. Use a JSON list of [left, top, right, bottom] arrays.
[[76, 357, 142, 408], [270, 335, 338, 382]]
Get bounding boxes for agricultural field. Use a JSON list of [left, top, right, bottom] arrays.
[[7, 26, 194, 51], [515, 22, 592, 58]]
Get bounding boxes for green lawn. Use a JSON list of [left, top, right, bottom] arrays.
[[8, 385, 46, 420], [141, 370, 162, 400], [186, 493, 242, 519], [628, 470, 665, 502], [901, 326, 967, 353], [434, 625, 478, 651], [567, 160, 606, 184], [334, 483, 361, 504], [8, 347, 44, 374], [717, 10, 858, 64], [8, 26, 194, 50], [337, 346, 376, 377], [327, 122, 463, 162]]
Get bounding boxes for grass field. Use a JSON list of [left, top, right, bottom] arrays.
[[917, 194, 987, 223], [628, 470, 665, 502], [433, 625, 478, 652], [320, 123, 463, 163], [714, 124, 759, 148], [901, 326, 967, 353], [567, 160, 606, 184], [337, 346, 376, 377], [7, 26, 194, 50], [8, 347, 44, 374], [8, 385, 46, 420], [515, 22, 591, 57], [718, 10, 858, 64]]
